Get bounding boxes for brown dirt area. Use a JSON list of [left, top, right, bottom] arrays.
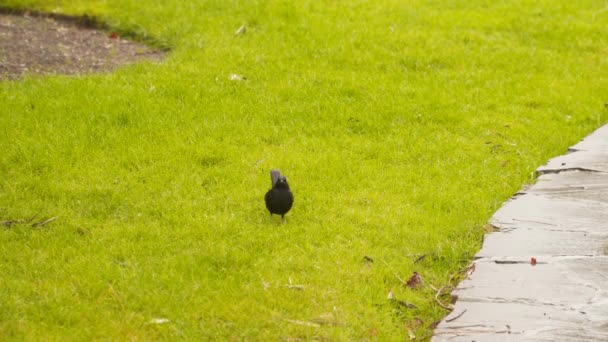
[[0, 11, 166, 80]]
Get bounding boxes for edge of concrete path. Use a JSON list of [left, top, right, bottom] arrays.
[[432, 125, 608, 342]]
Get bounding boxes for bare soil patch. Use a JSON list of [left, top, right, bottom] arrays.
[[0, 11, 166, 80]]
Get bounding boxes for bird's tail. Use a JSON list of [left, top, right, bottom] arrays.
[[270, 170, 281, 187]]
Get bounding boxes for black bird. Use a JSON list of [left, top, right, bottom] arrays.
[[264, 170, 294, 221]]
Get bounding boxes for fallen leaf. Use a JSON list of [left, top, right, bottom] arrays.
[[464, 263, 476, 278], [234, 24, 246, 36], [405, 318, 422, 340], [406, 272, 422, 289], [148, 318, 170, 324], [407, 328, 416, 340], [410, 317, 423, 328], [76, 226, 91, 235], [229, 73, 246, 81]]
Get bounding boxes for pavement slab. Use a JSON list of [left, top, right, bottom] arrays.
[[433, 125, 608, 341]]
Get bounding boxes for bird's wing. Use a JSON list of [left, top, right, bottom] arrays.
[[270, 170, 281, 187]]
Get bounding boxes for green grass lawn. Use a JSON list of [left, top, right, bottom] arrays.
[[1, 0, 608, 340]]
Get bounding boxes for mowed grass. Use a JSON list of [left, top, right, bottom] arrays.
[[1, 0, 608, 340]]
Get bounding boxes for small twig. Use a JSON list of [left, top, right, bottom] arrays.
[[107, 284, 125, 310], [433, 329, 508, 336], [283, 276, 305, 290], [283, 284, 305, 291], [445, 309, 467, 322], [387, 290, 417, 309], [234, 24, 246, 36], [1, 220, 18, 227], [283, 319, 320, 328], [113, 259, 130, 268], [32, 217, 58, 228], [2, 213, 39, 227], [25, 213, 39, 223], [494, 260, 525, 264], [381, 260, 408, 287], [389, 298, 417, 309], [448, 270, 462, 283], [512, 218, 557, 226], [434, 286, 454, 311], [310, 314, 344, 326], [414, 254, 427, 263]]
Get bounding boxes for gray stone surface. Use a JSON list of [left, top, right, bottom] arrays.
[[570, 125, 608, 152], [537, 151, 608, 174], [433, 125, 608, 341]]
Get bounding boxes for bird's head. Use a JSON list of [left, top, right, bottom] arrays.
[[275, 176, 290, 189]]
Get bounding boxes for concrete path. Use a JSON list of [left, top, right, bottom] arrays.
[[433, 125, 608, 341]]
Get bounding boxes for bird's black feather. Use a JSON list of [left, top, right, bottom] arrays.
[[264, 171, 294, 220]]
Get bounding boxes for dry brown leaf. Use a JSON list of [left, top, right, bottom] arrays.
[[406, 272, 422, 289]]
